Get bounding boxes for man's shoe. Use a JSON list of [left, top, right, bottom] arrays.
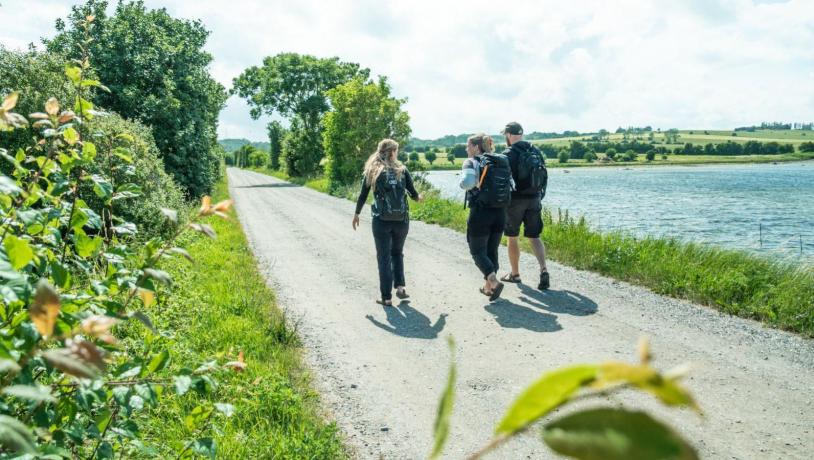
[[538, 271, 550, 291]]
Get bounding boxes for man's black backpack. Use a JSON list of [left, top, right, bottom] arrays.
[[374, 169, 408, 221], [516, 146, 548, 197], [474, 153, 513, 208]]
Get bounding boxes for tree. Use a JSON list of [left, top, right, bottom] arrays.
[[322, 76, 410, 189], [47, 0, 227, 197], [267, 120, 284, 170], [645, 150, 656, 161], [282, 117, 322, 177], [558, 149, 570, 163], [425, 151, 437, 165], [450, 144, 467, 158], [622, 150, 638, 161], [398, 151, 408, 162], [605, 147, 617, 160], [447, 152, 456, 164], [409, 152, 420, 162], [233, 53, 368, 177], [584, 151, 597, 163], [569, 141, 587, 160], [598, 128, 609, 140]]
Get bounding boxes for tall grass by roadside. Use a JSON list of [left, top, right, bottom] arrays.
[[245, 167, 814, 337], [131, 179, 346, 458]]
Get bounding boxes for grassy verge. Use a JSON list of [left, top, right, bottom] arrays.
[[130, 178, 346, 458], [245, 167, 814, 337]]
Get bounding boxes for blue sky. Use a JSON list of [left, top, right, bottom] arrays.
[[2, 0, 813, 140]]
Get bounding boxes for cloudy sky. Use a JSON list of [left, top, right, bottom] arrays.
[[2, 0, 813, 140]]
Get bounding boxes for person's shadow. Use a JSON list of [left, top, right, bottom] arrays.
[[518, 284, 598, 316], [366, 302, 447, 339], [484, 299, 562, 333]]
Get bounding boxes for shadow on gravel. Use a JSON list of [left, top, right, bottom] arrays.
[[517, 285, 598, 316], [485, 300, 562, 333], [234, 183, 302, 189], [366, 301, 448, 339]]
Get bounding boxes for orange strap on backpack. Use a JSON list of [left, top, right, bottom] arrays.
[[478, 165, 489, 189]]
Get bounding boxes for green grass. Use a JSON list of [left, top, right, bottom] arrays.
[[245, 168, 814, 337], [130, 178, 346, 458]]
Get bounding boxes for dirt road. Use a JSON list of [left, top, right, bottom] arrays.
[[228, 168, 813, 459]]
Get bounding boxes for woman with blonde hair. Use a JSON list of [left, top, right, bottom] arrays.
[[353, 139, 423, 306]]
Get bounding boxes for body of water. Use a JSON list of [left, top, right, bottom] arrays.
[[424, 162, 814, 264]]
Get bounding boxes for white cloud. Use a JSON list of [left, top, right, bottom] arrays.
[[2, 0, 813, 140]]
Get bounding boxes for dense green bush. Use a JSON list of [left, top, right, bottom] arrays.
[[558, 149, 570, 163], [47, 0, 227, 197], [282, 119, 323, 177], [84, 113, 186, 238], [248, 149, 269, 167]]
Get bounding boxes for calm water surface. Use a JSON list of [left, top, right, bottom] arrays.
[[425, 162, 814, 265]]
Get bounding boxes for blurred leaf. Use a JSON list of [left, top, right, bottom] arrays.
[[75, 97, 94, 117], [496, 365, 598, 435], [51, 262, 71, 289], [2, 384, 56, 403], [75, 233, 103, 258], [174, 375, 192, 396], [81, 315, 119, 343], [160, 208, 178, 223], [57, 111, 76, 124], [189, 223, 216, 239], [3, 235, 33, 270], [138, 289, 155, 308], [224, 351, 246, 373], [65, 65, 81, 85], [430, 336, 456, 460], [130, 311, 156, 332], [146, 350, 170, 374], [63, 127, 79, 145], [0, 176, 22, 195], [91, 174, 113, 201], [82, 142, 97, 161], [128, 395, 145, 411], [45, 97, 60, 116], [541, 408, 698, 460], [0, 414, 36, 454], [0, 359, 21, 374], [30, 279, 60, 337], [1, 92, 19, 111], [42, 348, 100, 379], [184, 406, 213, 431], [595, 363, 699, 412], [198, 196, 212, 216], [169, 247, 194, 263], [144, 269, 172, 287], [191, 438, 216, 459], [214, 403, 235, 417]]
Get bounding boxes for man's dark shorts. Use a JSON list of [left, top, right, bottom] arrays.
[[505, 195, 543, 238]]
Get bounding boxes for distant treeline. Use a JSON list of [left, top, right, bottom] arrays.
[[219, 138, 270, 153], [408, 130, 584, 148], [735, 122, 814, 131], [548, 139, 803, 159]]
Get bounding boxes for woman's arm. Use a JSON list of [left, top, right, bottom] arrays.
[[354, 177, 371, 215], [459, 157, 479, 190], [404, 170, 421, 201]]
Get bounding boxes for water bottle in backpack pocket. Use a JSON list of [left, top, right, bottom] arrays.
[[374, 169, 408, 221], [475, 153, 513, 208]]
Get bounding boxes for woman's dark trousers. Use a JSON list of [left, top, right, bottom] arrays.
[[372, 217, 409, 301], [467, 205, 506, 279]]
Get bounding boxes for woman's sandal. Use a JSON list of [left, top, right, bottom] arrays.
[[500, 273, 521, 283], [490, 282, 504, 301]]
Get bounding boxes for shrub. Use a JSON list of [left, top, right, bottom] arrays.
[[249, 149, 269, 167], [584, 151, 597, 163], [558, 149, 570, 163], [425, 151, 437, 164], [622, 150, 638, 161], [84, 113, 186, 238], [645, 150, 656, 161], [447, 152, 455, 164], [409, 151, 420, 162], [605, 147, 617, 160], [283, 121, 323, 177]]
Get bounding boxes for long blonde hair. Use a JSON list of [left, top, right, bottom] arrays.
[[467, 133, 494, 154], [363, 139, 404, 191]]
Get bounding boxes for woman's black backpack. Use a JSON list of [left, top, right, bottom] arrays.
[[475, 153, 513, 208], [374, 169, 408, 221]]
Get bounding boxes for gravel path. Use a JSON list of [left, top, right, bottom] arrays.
[[228, 168, 813, 459]]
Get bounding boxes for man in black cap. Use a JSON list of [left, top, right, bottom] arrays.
[[499, 121, 550, 290]]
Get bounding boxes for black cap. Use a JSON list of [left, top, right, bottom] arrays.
[[501, 121, 523, 135]]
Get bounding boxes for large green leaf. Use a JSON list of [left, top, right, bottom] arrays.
[[596, 363, 699, 412], [91, 174, 113, 202], [3, 235, 33, 270], [496, 365, 598, 434], [0, 414, 36, 453], [146, 350, 170, 374], [541, 408, 698, 460], [75, 233, 103, 258], [430, 337, 456, 460]]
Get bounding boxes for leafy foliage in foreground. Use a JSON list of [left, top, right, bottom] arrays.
[[0, 21, 237, 456], [432, 339, 700, 460]]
